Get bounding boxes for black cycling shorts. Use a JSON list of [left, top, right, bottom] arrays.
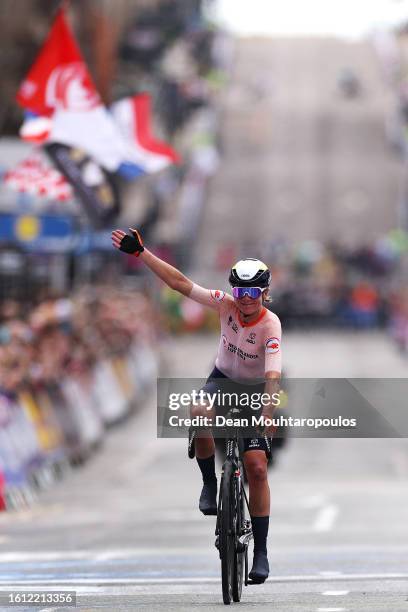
[[200, 366, 271, 455]]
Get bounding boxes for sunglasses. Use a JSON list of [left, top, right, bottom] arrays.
[[232, 287, 265, 299]]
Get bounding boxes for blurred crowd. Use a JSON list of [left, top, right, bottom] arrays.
[[0, 286, 159, 395], [0, 286, 159, 510], [161, 232, 408, 353], [0, 285, 160, 511], [266, 238, 398, 330]]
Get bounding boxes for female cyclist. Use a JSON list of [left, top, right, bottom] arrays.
[[111, 228, 282, 584]]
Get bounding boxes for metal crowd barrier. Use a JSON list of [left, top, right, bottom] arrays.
[[0, 341, 158, 511]]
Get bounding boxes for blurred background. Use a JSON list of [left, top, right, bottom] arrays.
[[1, 1, 408, 610]]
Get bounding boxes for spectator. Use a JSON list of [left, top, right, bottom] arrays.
[[347, 281, 379, 329]]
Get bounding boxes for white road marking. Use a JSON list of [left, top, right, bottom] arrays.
[[322, 590, 349, 595], [0, 573, 406, 586], [300, 495, 339, 533], [0, 548, 213, 563], [313, 504, 339, 532], [319, 571, 343, 577], [1, 543, 406, 563]]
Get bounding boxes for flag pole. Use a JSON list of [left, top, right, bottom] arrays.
[[50, 0, 69, 18], [58, 0, 71, 14]]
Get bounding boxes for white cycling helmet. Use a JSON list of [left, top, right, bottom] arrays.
[[229, 258, 271, 288]]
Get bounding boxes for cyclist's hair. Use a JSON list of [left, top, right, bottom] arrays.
[[262, 289, 272, 304]]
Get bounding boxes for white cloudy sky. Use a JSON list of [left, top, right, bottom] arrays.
[[212, 0, 408, 38]]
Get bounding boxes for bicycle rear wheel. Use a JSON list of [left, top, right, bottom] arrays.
[[232, 464, 245, 601], [219, 462, 234, 605]]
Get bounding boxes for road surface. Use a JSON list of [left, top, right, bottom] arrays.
[[0, 330, 407, 611]]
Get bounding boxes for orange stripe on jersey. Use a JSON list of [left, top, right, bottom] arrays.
[[238, 307, 267, 328]]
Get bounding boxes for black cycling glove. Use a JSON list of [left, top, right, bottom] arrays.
[[119, 228, 144, 256]]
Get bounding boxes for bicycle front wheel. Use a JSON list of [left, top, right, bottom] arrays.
[[219, 462, 234, 605], [232, 464, 245, 602]]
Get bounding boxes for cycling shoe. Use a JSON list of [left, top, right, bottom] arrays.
[[248, 550, 269, 583], [199, 481, 217, 516]]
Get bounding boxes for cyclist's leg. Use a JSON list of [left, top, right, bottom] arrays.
[[243, 447, 269, 516], [192, 366, 229, 459], [190, 391, 217, 515], [191, 369, 232, 515], [243, 443, 270, 583], [191, 401, 215, 459]]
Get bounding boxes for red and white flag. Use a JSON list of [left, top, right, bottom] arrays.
[[16, 8, 128, 172], [111, 94, 181, 174]]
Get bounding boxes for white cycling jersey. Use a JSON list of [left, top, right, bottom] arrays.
[[189, 283, 282, 380]]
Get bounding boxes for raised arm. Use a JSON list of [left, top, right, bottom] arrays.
[[111, 228, 193, 296]]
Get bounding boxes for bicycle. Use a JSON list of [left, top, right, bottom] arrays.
[[188, 409, 271, 605]]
